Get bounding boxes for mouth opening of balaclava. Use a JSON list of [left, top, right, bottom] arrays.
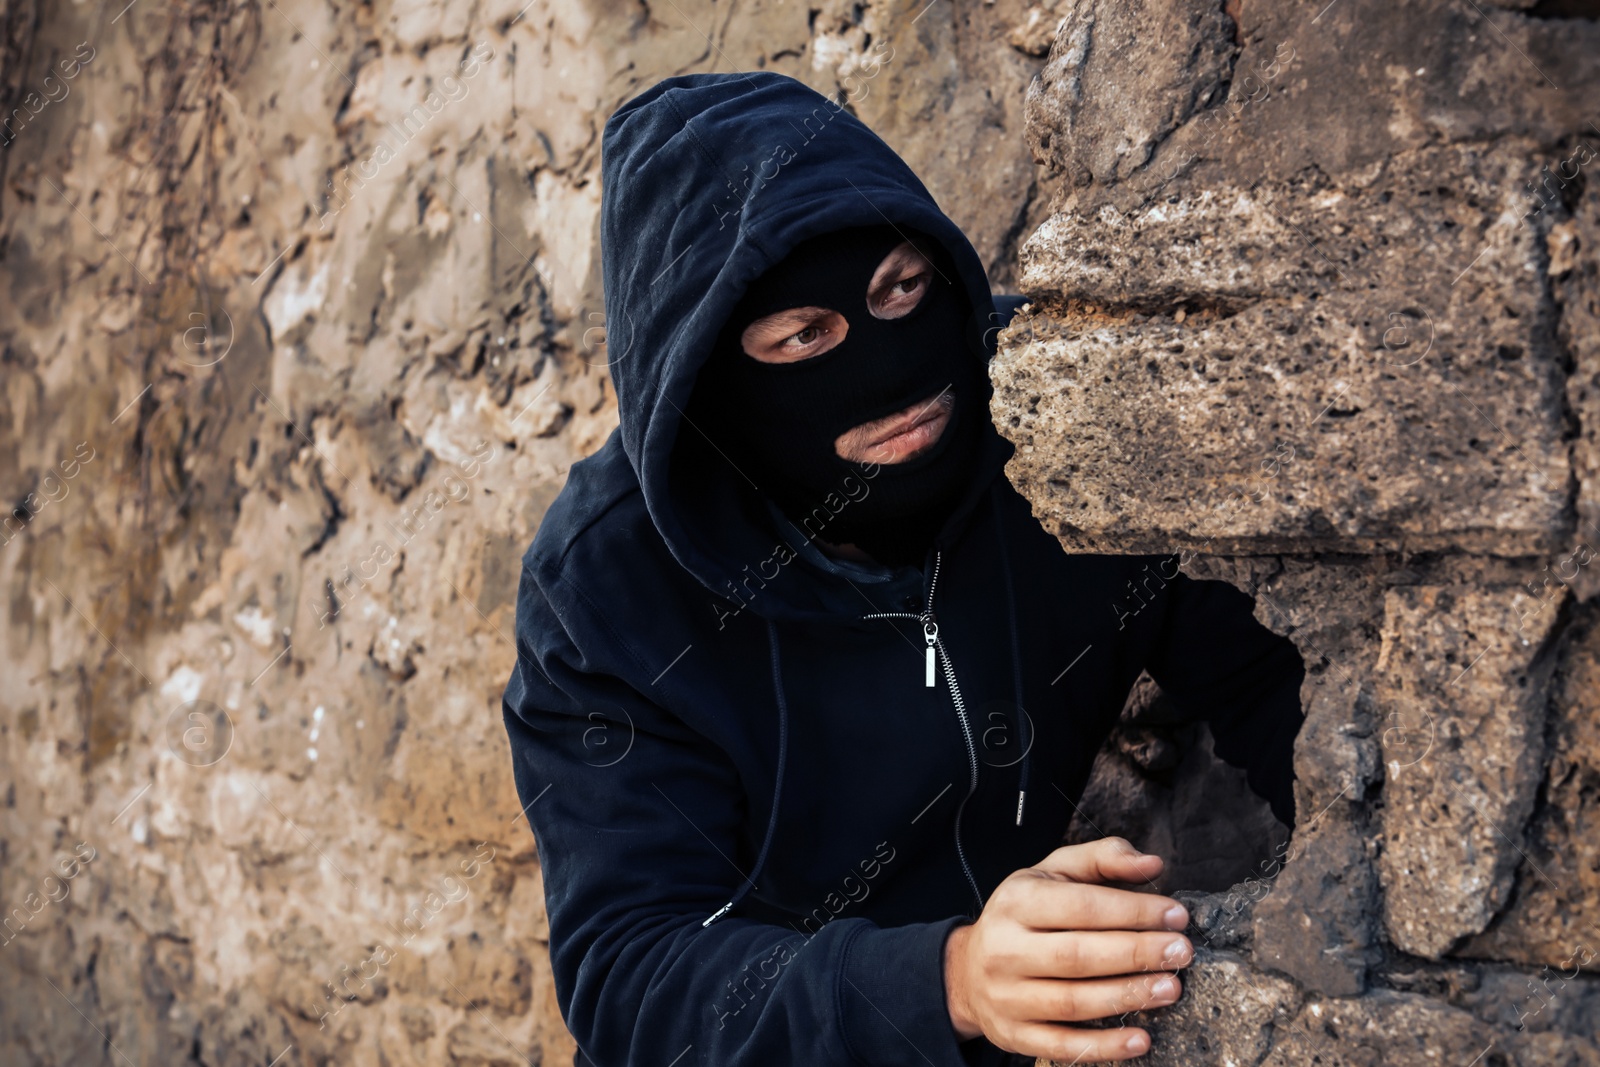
[[688, 224, 990, 569]]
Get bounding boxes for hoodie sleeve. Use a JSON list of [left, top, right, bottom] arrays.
[[502, 560, 975, 1067], [1136, 558, 1306, 828]]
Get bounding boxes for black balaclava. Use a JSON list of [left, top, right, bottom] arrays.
[[691, 224, 990, 568]]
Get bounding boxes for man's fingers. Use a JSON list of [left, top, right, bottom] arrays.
[[1014, 878, 1189, 933], [1011, 972, 1183, 1024], [1019, 929, 1193, 979], [1035, 838, 1165, 885], [1001, 1022, 1154, 1063]]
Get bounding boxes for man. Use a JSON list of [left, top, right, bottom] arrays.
[[502, 72, 1304, 1066]]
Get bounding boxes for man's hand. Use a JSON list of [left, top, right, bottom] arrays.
[[942, 838, 1193, 1061]]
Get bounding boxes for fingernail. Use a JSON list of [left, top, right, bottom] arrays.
[[1125, 1032, 1149, 1054], [1163, 904, 1189, 930], [1164, 938, 1190, 964], [1150, 976, 1178, 999]]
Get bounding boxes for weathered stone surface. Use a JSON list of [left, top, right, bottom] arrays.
[[1006, 0, 1600, 1064], [1258, 992, 1506, 1067], [1461, 603, 1600, 970], [1383, 956, 1600, 1056], [1028, 0, 1600, 213], [1558, 178, 1600, 602], [998, 0, 1600, 559], [1374, 583, 1564, 960], [1042, 950, 1302, 1067], [1253, 817, 1380, 997], [995, 147, 1573, 558], [1023, 0, 1238, 187], [0, 0, 1063, 1063]]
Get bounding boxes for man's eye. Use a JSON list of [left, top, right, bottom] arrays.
[[784, 325, 823, 347], [873, 271, 930, 317], [742, 309, 846, 362], [890, 275, 926, 298]]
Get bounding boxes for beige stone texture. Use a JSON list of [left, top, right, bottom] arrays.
[[0, 0, 1061, 1062]]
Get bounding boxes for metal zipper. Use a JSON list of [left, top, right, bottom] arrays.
[[862, 550, 984, 914]]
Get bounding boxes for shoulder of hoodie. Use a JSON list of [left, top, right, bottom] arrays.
[[522, 426, 662, 571], [518, 429, 700, 634]]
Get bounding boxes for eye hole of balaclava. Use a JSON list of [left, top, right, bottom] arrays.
[[689, 223, 989, 568]]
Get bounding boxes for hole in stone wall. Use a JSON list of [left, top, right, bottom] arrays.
[[1065, 667, 1300, 894]]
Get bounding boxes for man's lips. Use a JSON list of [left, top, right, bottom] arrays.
[[866, 389, 951, 446], [844, 387, 954, 463]]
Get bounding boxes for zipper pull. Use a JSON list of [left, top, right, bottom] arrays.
[[923, 619, 938, 687]]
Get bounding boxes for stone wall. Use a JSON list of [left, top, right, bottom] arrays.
[[0, 1, 1058, 1064], [9, 0, 1599, 1062], [991, 0, 1600, 1064]]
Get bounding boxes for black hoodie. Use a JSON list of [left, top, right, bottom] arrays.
[[502, 71, 1304, 1067]]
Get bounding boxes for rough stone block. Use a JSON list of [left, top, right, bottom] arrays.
[[1374, 584, 1563, 959], [1042, 951, 1301, 1067], [1461, 605, 1600, 972], [1022, 0, 1237, 187], [1252, 817, 1377, 997], [993, 152, 1572, 557], [1258, 992, 1506, 1067], [1558, 181, 1600, 601]]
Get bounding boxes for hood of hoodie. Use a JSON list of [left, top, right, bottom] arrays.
[[598, 72, 1010, 622]]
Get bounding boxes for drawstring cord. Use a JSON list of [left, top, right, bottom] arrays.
[[992, 492, 1030, 826], [704, 618, 792, 927]]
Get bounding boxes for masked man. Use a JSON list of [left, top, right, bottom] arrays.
[[502, 72, 1304, 1067]]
